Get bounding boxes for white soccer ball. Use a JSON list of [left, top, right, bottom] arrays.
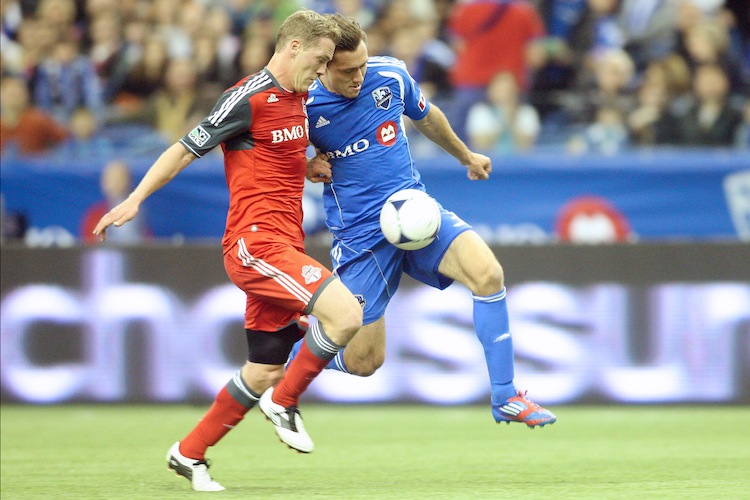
[[379, 189, 442, 250]]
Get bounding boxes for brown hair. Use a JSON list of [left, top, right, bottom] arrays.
[[328, 13, 367, 52], [275, 9, 342, 51]]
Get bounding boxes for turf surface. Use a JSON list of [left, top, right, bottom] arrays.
[[1, 404, 748, 499]]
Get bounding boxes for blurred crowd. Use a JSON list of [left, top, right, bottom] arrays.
[[1, 0, 749, 159]]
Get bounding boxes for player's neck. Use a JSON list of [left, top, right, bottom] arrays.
[[318, 75, 339, 96], [265, 54, 294, 93]]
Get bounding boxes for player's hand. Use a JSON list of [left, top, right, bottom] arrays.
[[306, 153, 332, 183], [92, 198, 139, 242], [464, 152, 492, 181]]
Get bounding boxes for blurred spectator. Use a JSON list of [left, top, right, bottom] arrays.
[[227, 0, 298, 38], [140, 57, 215, 143], [34, 0, 80, 41], [573, 0, 626, 75], [55, 106, 113, 157], [87, 10, 137, 104], [0, 75, 68, 156], [0, 193, 27, 243], [117, 33, 169, 115], [369, 0, 418, 42], [6, 16, 58, 81], [735, 100, 750, 149], [152, 0, 191, 59], [192, 33, 228, 88], [723, 0, 750, 79], [426, 0, 456, 46], [79, 160, 149, 244], [537, 0, 588, 44], [233, 35, 275, 82], [565, 47, 637, 124], [527, 0, 586, 119], [626, 67, 681, 145], [1, 0, 23, 37], [330, 0, 377, 30], [617, 0, 681, 71], [466, 71, 541, 153], [681, 18, 742, 90], [447, 0, 547, 140], [570, 104, 629, 154], [32, 35, 105, 124], [83, 0, 120, 20], [674, 63, 743, 146], [389, 21, 454, 103], [200, 6, 241, 86], [651, 52, 693, 97], [0, 0, 24, 74], [239, 8, 277, 44]]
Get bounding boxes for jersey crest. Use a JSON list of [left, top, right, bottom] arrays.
[[372, 87, 393, 110]]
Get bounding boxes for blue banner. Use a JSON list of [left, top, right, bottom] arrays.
[[1, 148, 748, 243]]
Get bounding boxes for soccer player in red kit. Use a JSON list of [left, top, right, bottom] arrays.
[[93, 10, 362, 492]]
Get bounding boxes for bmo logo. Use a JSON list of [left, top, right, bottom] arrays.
[[271, 125, 306, 143], [377, 121, 398, 147], [325, 139, 370, 159]]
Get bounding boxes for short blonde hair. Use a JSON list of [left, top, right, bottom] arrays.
[[275, 9, 342, 52]]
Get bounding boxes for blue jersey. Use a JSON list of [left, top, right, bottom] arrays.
[[306, 56, 430, 237]]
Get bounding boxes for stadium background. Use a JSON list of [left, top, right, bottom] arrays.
[[1, 0, 749, 407]]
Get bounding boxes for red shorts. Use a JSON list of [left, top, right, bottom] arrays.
[[224, 236, 333, 331]]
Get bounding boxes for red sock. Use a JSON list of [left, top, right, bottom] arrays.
[[273, 341, 330, 407], [180, 386, 250, 460]]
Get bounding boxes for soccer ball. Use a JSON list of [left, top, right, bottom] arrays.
[[379, 189, 442, 250]]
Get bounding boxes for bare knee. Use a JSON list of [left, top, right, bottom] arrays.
[[313, 282, 363, 345], [468, 260, 504, 296], [345, 349, 385, 377], [241, 362, 283, 394], [339, 298, 364, 338]]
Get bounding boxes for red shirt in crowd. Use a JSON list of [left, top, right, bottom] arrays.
[[449, 1, 546, 89]]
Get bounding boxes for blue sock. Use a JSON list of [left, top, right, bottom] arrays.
[[287, 338, 349, 373], [473, 288, 517, 405]]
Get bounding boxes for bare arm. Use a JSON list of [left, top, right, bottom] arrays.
[[93, 142, 197, 240], [411, 104, 492, 181]]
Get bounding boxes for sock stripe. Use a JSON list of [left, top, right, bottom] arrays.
[[333, 351, 349, 373], [472, 287, 506, 303], [308, 321, 341, 355], [227, 371, 259, 408]]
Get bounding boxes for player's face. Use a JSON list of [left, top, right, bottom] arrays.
[[324, 40, 369, 99], [291, 37, 336, 93]]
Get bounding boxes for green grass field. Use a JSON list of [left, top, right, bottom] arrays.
[[1, 404, 748, 499]]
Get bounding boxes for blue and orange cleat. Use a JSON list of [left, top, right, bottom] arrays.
[[493, 391, 557, 428]]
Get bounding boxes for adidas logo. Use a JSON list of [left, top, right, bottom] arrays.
[[497, 401, 524, 416], [315, 116, 330, 128], [267, 93, 279, 103]]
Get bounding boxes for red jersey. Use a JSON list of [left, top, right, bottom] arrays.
[[0, 108, 68, 154], [448, 2, 545, 89], [180, 69, 310, 252]]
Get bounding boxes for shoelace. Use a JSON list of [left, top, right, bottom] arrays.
[[515, 390, 543, 411], [282, 406, 301, 431]]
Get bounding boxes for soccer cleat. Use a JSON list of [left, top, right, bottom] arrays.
[[492, 391, 557, 428], [166, 441, 225, 492], [259, 386, 314, 453]]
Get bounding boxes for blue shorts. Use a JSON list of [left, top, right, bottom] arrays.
[[330, 207, 472, 324]]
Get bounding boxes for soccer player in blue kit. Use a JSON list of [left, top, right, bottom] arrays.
[[290, 14, 556, 427]]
